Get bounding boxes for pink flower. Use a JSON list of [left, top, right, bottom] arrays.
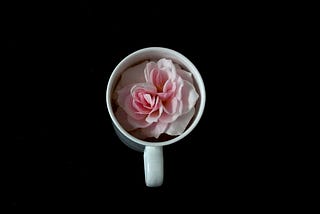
[[115, 58, 199, 139]]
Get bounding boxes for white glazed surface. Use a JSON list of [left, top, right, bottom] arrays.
[[144, 146, 163, 187]]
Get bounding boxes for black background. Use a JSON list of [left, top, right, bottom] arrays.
[[4, 1, 288, 211]]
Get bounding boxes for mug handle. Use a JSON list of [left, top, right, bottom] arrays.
[[143, 146, 163, 187]]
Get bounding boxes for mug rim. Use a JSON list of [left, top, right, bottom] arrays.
[[106, 47, 206, 147]]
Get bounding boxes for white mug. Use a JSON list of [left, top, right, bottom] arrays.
[[106, 47, 206, 187]]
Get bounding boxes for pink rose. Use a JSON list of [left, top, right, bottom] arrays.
[[114, 58, 199, 139]]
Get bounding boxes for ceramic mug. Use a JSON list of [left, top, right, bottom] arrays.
[[106, 47, 206, 187]]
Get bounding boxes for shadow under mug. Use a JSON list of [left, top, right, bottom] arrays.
[[106, 47, 206, 187]]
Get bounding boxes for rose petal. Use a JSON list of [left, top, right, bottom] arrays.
[[165, 107, 195, 136], [181, 80, 199, 114], [130, 83, 158, 115], [162, 80, 175, 93], [145, 58, 177, 81], [174, 63, 182, 69], [144, 62, 158, 83], [127, 114, 151, 129], [149, 68, 169, 91], [117, 84, 134, 109], [162, 97, 178, 114], [117, 85, 145, 120], [176, 67, 193, 84], [159, 111, 180, 124], [174, 77, 184, 100], [140, 122, 168, 139], [159, 97, 182, 123], [159, 59, 177, 80], [116, 61, 149, 91], [145, 101, 163, 123], [115, 107, 136, 131]]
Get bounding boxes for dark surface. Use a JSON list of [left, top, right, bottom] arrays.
[[5, 1, 284, 211]]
